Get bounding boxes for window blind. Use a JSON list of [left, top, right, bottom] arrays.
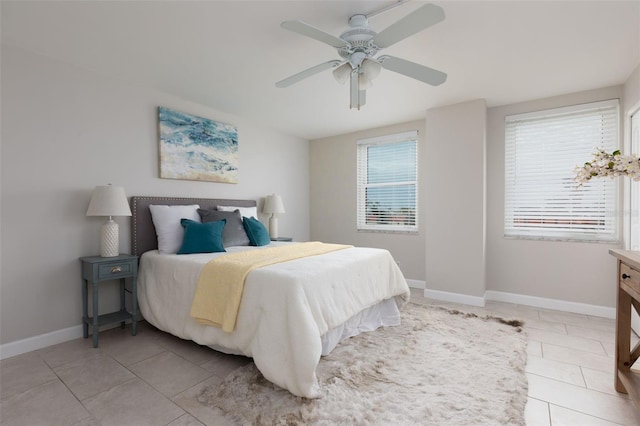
[[504, 99, 620, 242], [357, 131, 418, 233]]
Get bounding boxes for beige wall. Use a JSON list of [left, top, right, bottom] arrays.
[[3, 47, 637, 349], [623, 64, 639, 116], [486, 86, 624, 307], [623, 63, 640, 327], [1, 46, 310, 345], [424, 100, 487, 298], [311, 84, 635, 308], [310, 120, 426, 282]]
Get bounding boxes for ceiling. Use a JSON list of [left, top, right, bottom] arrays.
[[2, 1, 639, 140]]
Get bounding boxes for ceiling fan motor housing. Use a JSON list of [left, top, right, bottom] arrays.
[[339, 14, 379, 59]]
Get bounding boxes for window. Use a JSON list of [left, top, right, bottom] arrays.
[[504, 99, 620, 242], [357, 131, 418, 233]]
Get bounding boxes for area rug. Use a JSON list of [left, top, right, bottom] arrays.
[[197, 303, 528, 425]]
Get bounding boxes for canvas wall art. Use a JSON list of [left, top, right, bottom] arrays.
[[158, 106, 238, 183]]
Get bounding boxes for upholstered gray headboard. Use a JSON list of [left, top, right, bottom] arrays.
[[130, 196, 257, 257]]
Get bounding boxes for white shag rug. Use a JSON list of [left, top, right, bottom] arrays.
[[197, 303, 528, 425]]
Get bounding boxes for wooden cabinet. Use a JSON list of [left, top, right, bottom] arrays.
[[609, 249, 640, 407]]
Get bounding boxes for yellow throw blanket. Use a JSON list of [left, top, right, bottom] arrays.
[[190, 242, 352, 332]]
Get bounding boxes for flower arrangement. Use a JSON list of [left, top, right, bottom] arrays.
[[575, 149, 640, 185]]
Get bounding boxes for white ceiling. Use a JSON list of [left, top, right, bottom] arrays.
[[2, 1, 639, 140]]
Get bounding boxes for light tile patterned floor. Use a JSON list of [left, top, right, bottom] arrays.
[[0, 289, 638, 425]]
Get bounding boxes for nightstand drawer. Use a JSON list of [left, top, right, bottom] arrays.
[[621, 263, 640, 294], [98, 261, 134, 280]]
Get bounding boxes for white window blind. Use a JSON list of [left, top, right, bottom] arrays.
[[504, 99, 620, 242], [357, 131, 418, 233]]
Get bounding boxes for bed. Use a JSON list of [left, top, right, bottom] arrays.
[[131, 196, 410, 398]]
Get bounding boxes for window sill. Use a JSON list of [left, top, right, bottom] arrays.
[[503, 234, 620, 244], [358, 229, 419, 235]]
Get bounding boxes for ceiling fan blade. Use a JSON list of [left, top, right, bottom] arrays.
[[276, 60, 341, 88], [372, 4, 445, 49], [378, 55, 447, 86], [281, 20, 350, 49]]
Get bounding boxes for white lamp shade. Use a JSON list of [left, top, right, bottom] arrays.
[[358, 75, 373, 90], [86, 185, 132, 217], [332, 63, 352, 85], [361, 58, 382, 80], [263, 194, 285, 214]]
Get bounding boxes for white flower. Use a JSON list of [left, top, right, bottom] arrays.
[[575, 149, 640, 185]]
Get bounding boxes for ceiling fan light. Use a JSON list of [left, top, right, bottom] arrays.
[[358, 75, 372, 90], [361, 58, 382, 80], [332, 63, 352, 84]]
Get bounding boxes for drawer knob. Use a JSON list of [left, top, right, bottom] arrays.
[[622, 273, 631, 280], [111, 266, 123, 273]]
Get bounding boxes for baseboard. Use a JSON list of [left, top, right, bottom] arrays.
[[423, 288, 486, 307], [0, 325, 84, 360], [406, 279, 425, 289], [1, 285, 615, 360], [485, 290, 616, 319], [422, 287, 615, 319]]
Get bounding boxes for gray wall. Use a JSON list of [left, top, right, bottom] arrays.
[[2, 48, 638, 348], [485, 86, 624, 306], [1, 45, 310, 345], [310, 120, 427, 282], [624, 64, 640, 118], [424, 99, 487, 299], [310, 75, 638, 310]]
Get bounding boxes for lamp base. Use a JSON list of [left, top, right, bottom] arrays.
[[269, 215, 278, 239], [101, 219, 119, 257]]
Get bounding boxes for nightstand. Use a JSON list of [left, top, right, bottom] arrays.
[[270, 237, 293, 242], [80, 254, 138, 348]]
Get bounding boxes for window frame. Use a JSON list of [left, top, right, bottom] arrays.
[[356, 130, 419, 234], [504, 99, 621, 243]]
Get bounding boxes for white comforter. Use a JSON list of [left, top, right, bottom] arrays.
[[137, 243, 410, 398]]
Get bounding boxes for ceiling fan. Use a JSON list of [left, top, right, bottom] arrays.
[[275, 2, 447, 110]]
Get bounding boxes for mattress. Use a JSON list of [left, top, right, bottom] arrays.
[[137, 242, 410, 398]]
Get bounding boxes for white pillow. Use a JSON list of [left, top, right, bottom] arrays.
[[217, 205, 258, 219], [149, 204, 201, 254]]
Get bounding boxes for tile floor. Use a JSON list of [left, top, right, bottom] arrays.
[[1, 289, 639, 425]]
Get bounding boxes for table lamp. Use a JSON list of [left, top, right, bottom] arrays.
[[263, 194, 285, 239], [86, 185, 132, 257]]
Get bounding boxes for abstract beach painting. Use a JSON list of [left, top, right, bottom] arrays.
[[158, 107, 238, 183]]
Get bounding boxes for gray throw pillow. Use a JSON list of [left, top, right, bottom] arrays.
[[197, 208, 250, 247]]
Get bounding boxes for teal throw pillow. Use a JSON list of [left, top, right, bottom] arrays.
[[242, 216, 270, 246], [177, 218, 226, 254]]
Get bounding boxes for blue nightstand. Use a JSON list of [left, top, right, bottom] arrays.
[[80, 254, 138, 347]]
